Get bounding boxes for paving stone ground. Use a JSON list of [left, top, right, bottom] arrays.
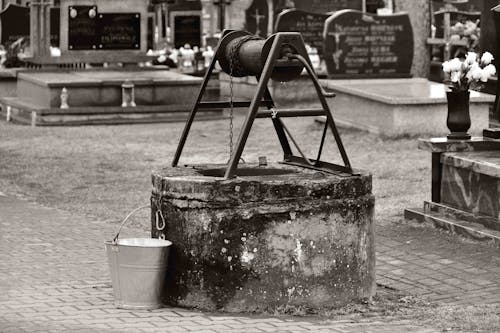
[[1, 193, 499, 332]]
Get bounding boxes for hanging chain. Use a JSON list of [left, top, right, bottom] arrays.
[[227, 35, 263, 162], [229, 57, 235, 159]]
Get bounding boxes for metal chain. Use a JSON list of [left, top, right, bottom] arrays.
[[228, 35, 262, 77], [229, 57, 234, 159], [227, 35, 263, 162]]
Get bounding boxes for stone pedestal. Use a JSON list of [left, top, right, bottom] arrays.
[[151, 163, 375, 312]]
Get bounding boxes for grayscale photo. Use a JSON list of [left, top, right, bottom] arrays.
[[1, 0, 499, 332]]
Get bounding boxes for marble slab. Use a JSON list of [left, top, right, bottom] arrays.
[[319, 78, 493, 137], [441, 152, 500, 220], [320, 78, 494, 105], [404, 206, 500, 246], [441, 151, 500, 178], [18, 69, 201, 87], [418, 137, 500, 153]]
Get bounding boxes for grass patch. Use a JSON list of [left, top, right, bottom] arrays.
[[0, 115, 429, 228]]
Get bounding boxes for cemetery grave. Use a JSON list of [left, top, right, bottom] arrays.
[[0, 69, 221, 126], [221, 0, 366, 106], [320, 78, 492, 137], [405, 136, 500, 246], [0, 0, 222, 126], [323, 9, 413, 78], [319, 9, 494, 137], [402, 1, 500, 246]]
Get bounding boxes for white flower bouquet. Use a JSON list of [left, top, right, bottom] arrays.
[[442, 51, 496, 92]]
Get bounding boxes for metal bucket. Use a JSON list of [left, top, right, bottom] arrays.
[[105, 206, 171, 309]]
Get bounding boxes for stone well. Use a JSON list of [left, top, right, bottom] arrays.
[[151, 163, 375, 312]]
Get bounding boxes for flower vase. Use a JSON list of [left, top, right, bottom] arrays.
[[446, 90, 471, 140]]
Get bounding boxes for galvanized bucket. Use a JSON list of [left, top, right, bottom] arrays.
[[105, 206, 171, 309]]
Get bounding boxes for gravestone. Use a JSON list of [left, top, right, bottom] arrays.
[[50, 7, 60, 46], [491, 5, 500, 121], [323, 10, 413, 78], [480, 1, 499, 59], [246, 0, 268, 37], [0, 4, 29, 45], [98, 13, 141, 50], [1, 4, 59, 47], [68, 5, 98, 50], [173, 15, 201, 48], [57, 0, 150, 64], [68, 7, 140, 50], [275, 9, 329, 58]]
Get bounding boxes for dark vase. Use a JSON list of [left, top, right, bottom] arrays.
[[446, 90, 471, 140]]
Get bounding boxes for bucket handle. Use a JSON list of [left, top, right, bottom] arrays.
[[112, 205, 163, 243]]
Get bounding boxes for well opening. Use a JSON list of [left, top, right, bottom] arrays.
[[194, 166, 298, 177]]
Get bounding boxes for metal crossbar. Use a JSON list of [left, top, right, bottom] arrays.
[[172, 30, 353, 179]]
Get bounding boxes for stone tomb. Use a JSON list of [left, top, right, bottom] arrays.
[[405, 137, 500, 246], [319, 78, 493, 137], [151, 163, 375, 312], [0, 69, 221, 126], [323, 10, 413, 78]]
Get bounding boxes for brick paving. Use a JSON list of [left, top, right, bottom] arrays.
[[1, 193, 499, 332], [376, 224, 500, 305]]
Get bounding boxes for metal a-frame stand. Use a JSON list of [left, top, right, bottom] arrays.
[[172, 30, 353, 179]]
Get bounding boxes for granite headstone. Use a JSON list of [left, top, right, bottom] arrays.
[[0, 4, 29, 45], [246, 0, 268, 37], [480, 1, 499, 61], [68, 6, 141, 50], [275, 9, 329, 58], [490, 5, 500, 120], [173, 15, 201, 48], [323, 10, 413, 78], [50, 7, 60, 46], [97, 13, 141, 50], [68, 5, 98, 50]]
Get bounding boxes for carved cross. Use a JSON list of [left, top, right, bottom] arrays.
[[252, 8, 266, 36], [213, 0, 232, 31]]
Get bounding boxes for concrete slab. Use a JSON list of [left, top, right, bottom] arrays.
[[0, 68, 18, 99], [14, 69, 204, 108], [18, 69, 201, 87], [1, 69, 221, 125], [320, 78, 494, 137]]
